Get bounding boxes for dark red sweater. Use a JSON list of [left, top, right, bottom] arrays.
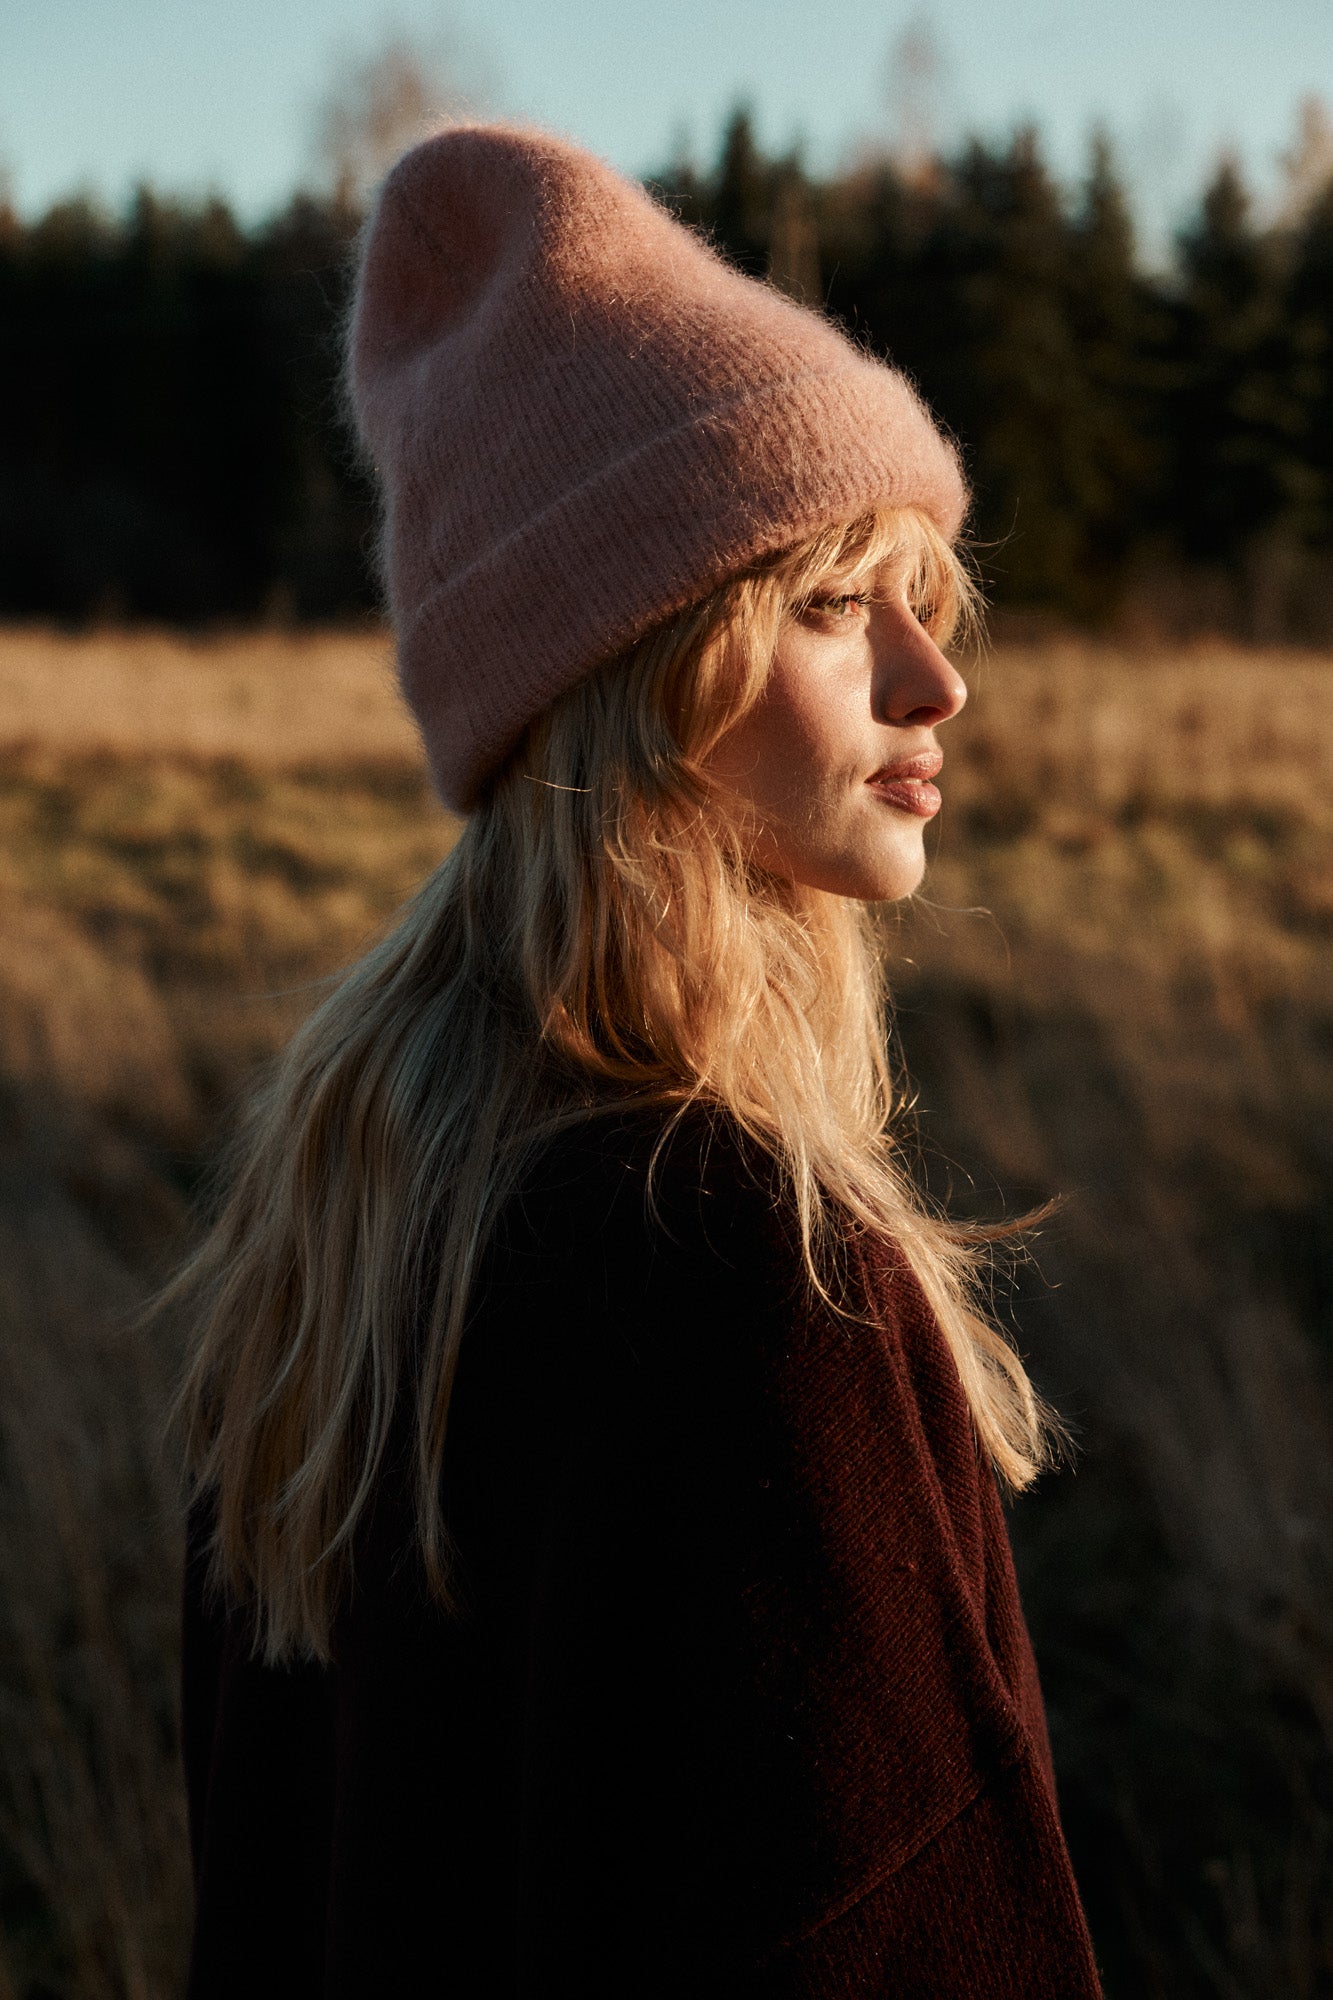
[[181, 1103, 1105, 1997]]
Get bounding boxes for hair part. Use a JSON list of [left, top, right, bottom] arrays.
[[160, 502, 1072, 1665]]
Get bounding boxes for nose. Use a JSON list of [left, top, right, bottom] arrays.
[[870, 601, 968, 727]]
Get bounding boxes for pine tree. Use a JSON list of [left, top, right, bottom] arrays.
[[819, 152, 939, 372], [1061, 131, 1162, 613], [252, 192, 378, 618], [708, 106, 773, 279], [1285, 175, 1333, 555], [1165, 159, 1303, 566], [917, 127, 1089, 608]]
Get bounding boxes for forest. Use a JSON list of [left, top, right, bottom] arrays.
[[3, 105, 1333, 635]]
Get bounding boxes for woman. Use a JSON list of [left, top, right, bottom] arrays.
[[170, 123, 1105, 1996]]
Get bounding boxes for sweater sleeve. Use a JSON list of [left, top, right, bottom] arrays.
[[179, 1503, 337, 1999], [740, 1755, 1104, 2000], [489, 1110, 1104, 1997]]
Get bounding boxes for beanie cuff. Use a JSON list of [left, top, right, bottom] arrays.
[[398, 363, 966, 811]]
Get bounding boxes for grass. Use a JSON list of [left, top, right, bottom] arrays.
[[0, 622, 1329, 1996]]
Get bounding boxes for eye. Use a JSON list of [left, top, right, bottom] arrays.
[[800, 590, 869, 621]]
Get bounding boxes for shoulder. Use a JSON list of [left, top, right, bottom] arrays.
[[454, 1095, 962, 1496], [473, 1095, 956, 1383], [487, 1096, 809, 1303], [508, 1094, 781, 1211], [452, 1098, 840, 1474]]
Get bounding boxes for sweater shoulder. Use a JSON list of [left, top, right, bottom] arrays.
[[503, 1096, 789, 1226], [485, 1096, 813, 1312]]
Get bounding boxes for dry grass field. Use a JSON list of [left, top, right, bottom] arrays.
[[0, 621, 1330, 1997]]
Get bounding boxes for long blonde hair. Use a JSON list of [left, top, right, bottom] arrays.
[[165, 500, 1073, 1664]]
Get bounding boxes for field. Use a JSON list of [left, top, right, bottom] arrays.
[[0, 622, 1330, 1997]]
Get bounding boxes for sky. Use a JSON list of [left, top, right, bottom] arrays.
[[3, 0, 1332, 261]]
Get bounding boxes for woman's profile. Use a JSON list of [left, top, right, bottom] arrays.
[[166, 121, 1106, 1996]]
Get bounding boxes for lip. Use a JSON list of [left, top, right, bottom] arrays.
[[865, 750, 944, 819]]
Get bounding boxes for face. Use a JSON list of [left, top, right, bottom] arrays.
[[702, 574, 969, 901]]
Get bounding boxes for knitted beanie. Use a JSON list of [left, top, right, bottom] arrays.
[[347, 122, 968, 812]]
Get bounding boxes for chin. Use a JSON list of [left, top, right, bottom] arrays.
[[776, 826, 928, 902], [864, 872, 924, 903], [803, 853, 926, 902], [850, 838, 928, 903]]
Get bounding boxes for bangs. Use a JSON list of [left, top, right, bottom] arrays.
[[760, 504, 982, 651]]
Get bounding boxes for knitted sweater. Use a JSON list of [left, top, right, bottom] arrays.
[[180, 1104, 1105, 1997]]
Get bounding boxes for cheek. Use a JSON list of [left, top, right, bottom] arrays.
[[705, 707, 784, 816], [727, 673, 859, 823]]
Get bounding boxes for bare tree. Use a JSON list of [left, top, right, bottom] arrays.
[[767, 170, 821, 306], [0, 130, 16, 236], [1274, 94, 1333, 227], [312, 22, 501, 213], [882, 13, 948, 190]]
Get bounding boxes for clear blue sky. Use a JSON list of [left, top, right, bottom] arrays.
[[3, 0, 1332, 259]]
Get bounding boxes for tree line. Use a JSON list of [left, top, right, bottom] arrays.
[[3, 109, 1332, 635]]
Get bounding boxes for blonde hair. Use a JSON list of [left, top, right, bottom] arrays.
[[164, 501, 1074, 1664]]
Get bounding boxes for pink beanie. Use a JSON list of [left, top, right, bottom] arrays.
[[347, 122, 969, 812]]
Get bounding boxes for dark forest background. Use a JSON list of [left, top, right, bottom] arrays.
[[4, 103, 1333, 636]]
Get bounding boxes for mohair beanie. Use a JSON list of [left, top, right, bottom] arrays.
[[347, 122, 969, 812]]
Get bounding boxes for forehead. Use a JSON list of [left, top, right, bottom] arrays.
[[812, 542, 920, 591]]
